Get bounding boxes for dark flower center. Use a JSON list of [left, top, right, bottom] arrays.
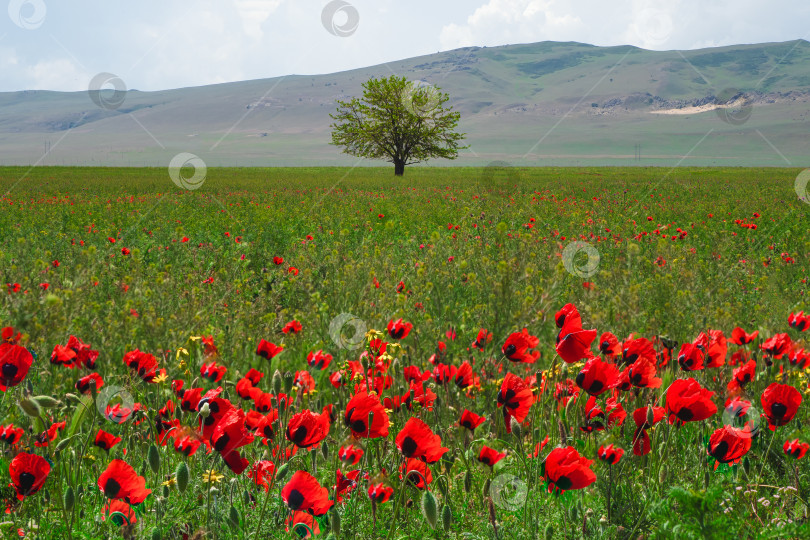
[[676, 408, 694, 421], [18, 471, 36, 494], [292, 425, 308, 445], [504, 344, 517, 357], [104, 478, 121, 499], [1, 363, 18, 381], [554, 475, 572, 491], [771, 402, 787, 419], [401, 436, 418, 457], [710, 441, 730, 461], [287, 488, 305, 510], [214, 433, 230, 451]]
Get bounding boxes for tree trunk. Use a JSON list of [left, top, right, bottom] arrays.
[[394, 160, 405, 176]]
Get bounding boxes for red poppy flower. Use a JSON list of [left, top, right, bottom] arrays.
[[666, 378, 717, 424], [344, 391, 389, 439], [1, 423, 24, 445], [9, 453, 51, 500], [2, 327, 22, 344], [677, 343, 705, 371], [236, 378, 256, 400], [307, 350, 332, 370], [212, 409, 254, 474], [622, 357, 662, 389], [248, 460, 276, 492], [454, 361, 479, 390], [632, 405, 665, 456], [244, 368, 264, 385], [497, 373, 534, 432], [731, 327, 758, 346], [281, 471, 333, 516], [282, 320, 302, 334], [543, 446, 596, 494], [708, 426, 751, 468], [399, 458, 433, 489], [760, 333, 791, 359], [597, 444, 624, 465], [94, 430, 122, 452], [256, 339, 284, 360], [338, 443, 364, 465], [554, 378, 580, 408], [98, 459, 151, 505], [606, 395, 627, 427], [102, 499, 137, 526], [788, 311, 809, 331], [576, 357, 620, 396], [789, 348, 810, 369], [35, 421, 66, 447], [200, 361, 227, 383], [783, 439, 809, 460], [694, 330, 727, 368], [286, 409, 330, 449], [76, 372, 104, 395], [472, 328, 493, 350], [502, 328, 541, 363], [335, 469, 362, 503], [66, 335, 99, 369], [556, 308, 597, 364], [0, 342, 34, 391], [478, 446, 507, 467], [122, 349, 164, 383], [273, 256, 284, 265], [368, 482, 394, 503], [731, 359, 756, 388], [432, 363, 457, 384], [173, 432, 203, 456], [620, 337, 656, 366], [395, 417, 448, 463], [761, 383, 802, 430], [459, 409, 486, 431], [599, 332, 621, 356], [387, 318, 412, 340], [105, 403, 145, 424], [581, 396, 606, 433]]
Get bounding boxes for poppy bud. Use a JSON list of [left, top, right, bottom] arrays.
[[311, 448, 318, 474], [321, 441, 330, 461], [437, 477, 449, 499], [330, 508, 341, 535], [743, 456, 751, 477], [150, 528, 161, 540], [20, 398, 41, 418], [55, 437, 72, 452], [283, 371, 295, 394], [510, 417, 523, 439], [228, 505, 240, 529], [162, 485, 169, 498], [646, 406, 654, 427], [176, 462, 189, 493], [199, 402, 211, 418], [464, 470, 472, 493], [442, 504, 452, 531], [569, 505, 578, 521], [272, 370, 282, 395], [148, 444, 161, 474], [63, 486, 75, 513], [34, 395, 60, 408], [544, 524, 554, 540], [704, 470, 710, 488], [244, 490, 252, 506], [658, 465, 667, 484], [565, 396, 576, 423], [276, 463, 290, 482], [421, 490, 438, 528], [482, 477, 491, 498]]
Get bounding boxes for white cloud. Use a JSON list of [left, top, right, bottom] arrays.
[[25, 58, 87, 91], [440, 0, 583, 50], [232, 0, 283, 40]]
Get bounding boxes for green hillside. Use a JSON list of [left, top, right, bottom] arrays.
[[1, 40, 808, 167]]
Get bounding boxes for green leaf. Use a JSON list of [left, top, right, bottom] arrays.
[[68, 395, 95, 438]]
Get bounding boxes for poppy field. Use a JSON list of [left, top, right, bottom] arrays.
[[1, 165, 809, 539]]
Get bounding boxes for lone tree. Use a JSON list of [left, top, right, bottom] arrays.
[[330, 75, 466, 176]]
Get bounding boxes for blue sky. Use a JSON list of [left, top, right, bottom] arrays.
[[1, 0, 808, 92]]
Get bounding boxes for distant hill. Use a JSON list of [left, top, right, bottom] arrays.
[[1, 40, 808, 167]]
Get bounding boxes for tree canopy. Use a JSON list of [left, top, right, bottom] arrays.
[[330, 75, 466, 175]]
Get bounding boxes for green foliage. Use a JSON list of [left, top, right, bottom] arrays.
[[330, 76, 466, 175]]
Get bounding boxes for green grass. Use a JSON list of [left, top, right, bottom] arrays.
[[0, 166, 808, 539]]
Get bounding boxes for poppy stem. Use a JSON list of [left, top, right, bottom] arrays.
[[385, 470, 409, 540], [607, 463, 613, 523]]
